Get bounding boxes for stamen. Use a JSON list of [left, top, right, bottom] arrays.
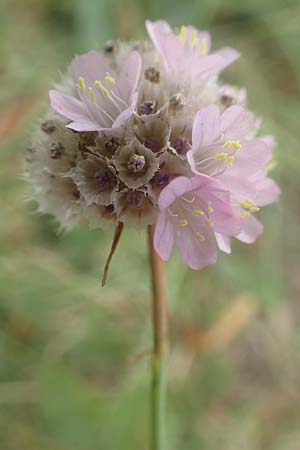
[[88, 87, 96, 102], [200, 39, 207, 54], [207, 203, 214, 213], [194, 209, 204, 216], [168, 208, 178, 217], [214, 152, 228, 160], [196, 232, 206, 241], [224, 155, 235, 167], [180, 219, 189, 227], [78, 76, 86, 92], [242, 211, 250, 218], [189, 32, 199, 48], [179, 26, 187, 44], [94, 80, 111, 99], [267, 160, 278, 172], [182, 195, 195, 203], [223, 140, 242, 151], [205, 218, 213, 227], [105, 75, 116, 86]]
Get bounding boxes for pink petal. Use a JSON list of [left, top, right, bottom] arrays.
[[112, 92, 138, 129], [237, 215, 263, 243], [157, 176, 195, 210], [192, 105, 221, 148], [176, 226, 217, 270], [49, 90, 88, 122], [230, 139, 272, 176], [255, 177, 281, 206], [71, 50, 110, 86], [210, 47, 240, 72], [116, 51, 142, 103], [221, 105, 255, 139], [215, 233, 231, 254], [154, 211, 175, 261]]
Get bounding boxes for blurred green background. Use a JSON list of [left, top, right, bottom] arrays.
[[0, 0, 299, 448]]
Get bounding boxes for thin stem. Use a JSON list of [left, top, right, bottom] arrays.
[[101, 222, 124, 287], [147, 225, 168, 450]]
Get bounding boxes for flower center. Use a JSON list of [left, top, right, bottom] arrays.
[[41, 120, 56, 134], [127, 154, 146, 173], [169, 93, 186, 111], [126, 191, 145, 209], [50, 142, 64, 159], [144, 66, 160, 83], [139, 101, 157, 115], [95, 169, 116, 189], [104, 137, 120, 154], [173, 136, 190, 155]]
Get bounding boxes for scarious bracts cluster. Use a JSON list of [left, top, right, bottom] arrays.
[[26, 20, 279, 269]]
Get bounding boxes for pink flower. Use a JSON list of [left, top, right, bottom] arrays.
[[154, 175, 242, 270], [211, 137, 280, 251], [146, 20, 240, 80], [187, 104, 272, 178], [49, 50, 141, 131]]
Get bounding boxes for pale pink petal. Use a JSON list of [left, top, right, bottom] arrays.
[[49, 90, 88, 122], [157, 176, 195, 210], [215, 233, 231, 254], [66, 120, 102, 131], [176, 227, 217, 270], [255, 177, 281, 206], [191, 105, 221, 148], [237, 215, 263, 243], [230, 139, 272, 176], [154, 212, 175, 261], [221, 105, 255, 139], [210, 47, 240, 72], [71, 50, 110, 86], [112, 92, 138, 129], [116, 51, 142, 102]]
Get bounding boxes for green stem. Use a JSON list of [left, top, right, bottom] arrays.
[[148, 225, 168, 450]]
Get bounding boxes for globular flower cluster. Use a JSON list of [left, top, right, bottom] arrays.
[[26, 20, 280, 270]]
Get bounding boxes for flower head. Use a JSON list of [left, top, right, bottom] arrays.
[[26, 19, 279, 270]]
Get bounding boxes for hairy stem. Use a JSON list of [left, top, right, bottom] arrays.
[[148, 225, 168, 450]]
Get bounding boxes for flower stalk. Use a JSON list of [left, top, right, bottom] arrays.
[[148, 224, 168, 450]]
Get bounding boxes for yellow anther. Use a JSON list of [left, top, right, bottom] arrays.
[[239, 199, 255, 209], [196, 232, 206, 241], [214, 152, 228, 160], [88, 87, 96, 102], [224, 155, 235, 167], [179, 26, 187, 44], [78, 76, 86, 92], [180, 219, 189, 227], [205, 218, 213, 227], [223, 140, 242, 151], [207, 205, 214, 213], [189, 32, 199, 48], [239, 199, 260, 215], [199, 39, 207, 55], [105, 75, 116, 86], [242, 211, 251, 219], [267, 159, 278, 172], [232, 141, 242, 151], [94, 80, 111, 99], [194, 209, 205, 216]]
